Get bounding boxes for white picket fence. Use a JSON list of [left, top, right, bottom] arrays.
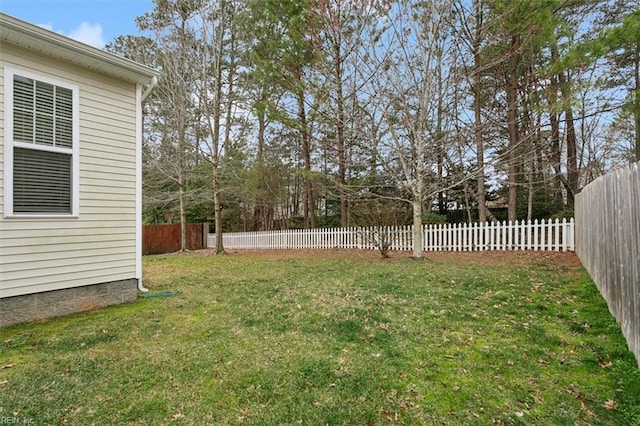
[[209, 218, 575, 252]]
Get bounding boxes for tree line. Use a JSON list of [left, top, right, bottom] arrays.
[[107, 0, 639, 256]]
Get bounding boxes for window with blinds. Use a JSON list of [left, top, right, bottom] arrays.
[[11, 74, 75, 214]]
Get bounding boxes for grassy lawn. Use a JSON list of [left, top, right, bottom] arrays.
[[1, 250, 639, 425]]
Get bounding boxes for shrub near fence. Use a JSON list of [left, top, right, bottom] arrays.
[[210, 218, 574, 252], [143, 223, 209, 255], [576, 162, 640, 368]]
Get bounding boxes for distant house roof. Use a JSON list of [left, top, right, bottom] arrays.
[[0, 12, 159, 84]]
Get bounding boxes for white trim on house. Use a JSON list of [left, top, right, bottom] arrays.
[[3, 66, 80, 218]]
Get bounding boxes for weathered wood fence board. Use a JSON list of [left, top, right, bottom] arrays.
[[143, 223, 209, 255], [209, 219, 574, 252], [576, 162, 640, 368]]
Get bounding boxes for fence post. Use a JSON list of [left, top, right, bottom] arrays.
[[569, 218, 575, 251], [425, 224, 430, 251], [451, 223, 457, 251], [486, 221, 490, 250], [509, 220, 515, 250]]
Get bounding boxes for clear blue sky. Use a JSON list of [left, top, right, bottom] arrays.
[[0, 0, 154, 49]]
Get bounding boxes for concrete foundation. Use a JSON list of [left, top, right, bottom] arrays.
[[0, 279, 138, 327]]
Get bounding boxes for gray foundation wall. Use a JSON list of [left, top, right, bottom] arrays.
[[0, 279, 138, 327]]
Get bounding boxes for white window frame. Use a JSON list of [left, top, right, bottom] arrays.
[[3, 66, 80, 218]]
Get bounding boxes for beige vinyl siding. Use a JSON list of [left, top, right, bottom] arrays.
[[3, 238, 136, 258], [0, 43, 139, 298]]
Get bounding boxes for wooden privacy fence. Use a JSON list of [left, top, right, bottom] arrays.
[[576, 162, 640, 368], [209, 218, 574, 252], [143, 223, 209, 255]]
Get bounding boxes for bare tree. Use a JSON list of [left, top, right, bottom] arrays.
[[359, 0, 459, 258], [196, 0, 243, 253], [137, 1, 201, 251], [311, 0, 380, 227]]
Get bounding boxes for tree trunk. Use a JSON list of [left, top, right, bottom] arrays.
[[297, 81, 317, 229], [333, 37, 348, 228], [411, 197, 423, 259], [436, 52, 447, 218], [554, 45, 578, 208], [223, 31, 236, 152], [467, 180, 499, 223], [473, 69, 486, 222], [564, 103, 578, 208], [211, 32, 225, 254], [462, 180, 473, 223], [211, 89, 224, 254], [257, 97, 266, 163], [437, 153, 446, 216], [506, 35, 520, 222], [214, 182, 224, 254], [473, 0, 487, 223], [527, 156, 534, 221], [549, 110, 563, 206], [212, 147, 225, 255], [178, 18, 189, 252], [179, 174, 187, 251], [255, 98, 267, 230]]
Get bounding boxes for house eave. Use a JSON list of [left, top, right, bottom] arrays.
[[0, 12, 159, 84]]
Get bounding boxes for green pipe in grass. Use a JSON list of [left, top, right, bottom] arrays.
[[140, 291, 178, 298]]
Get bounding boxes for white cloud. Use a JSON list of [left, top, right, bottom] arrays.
[[38, 23, 55, 32], [38, 21, 106, 49], [68, 22, 105, 49]]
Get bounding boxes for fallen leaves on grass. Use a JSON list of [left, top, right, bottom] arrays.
[[171, 404, 185, 421], [530, 282, 544, 292], [603, 400, 619, 410], [576, 395, 594, 417], [237, 408, 250, 424], [381, 409, 399, 422]]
